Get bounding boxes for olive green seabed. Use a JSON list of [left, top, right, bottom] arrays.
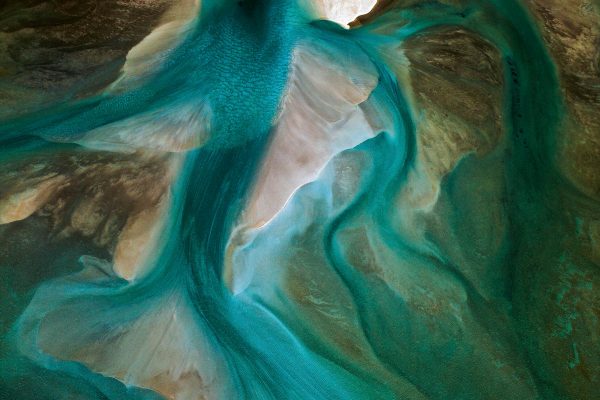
[[0, 0, 599, 399]]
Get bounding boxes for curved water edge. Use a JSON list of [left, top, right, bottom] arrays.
[[1, 0, 597, 399]]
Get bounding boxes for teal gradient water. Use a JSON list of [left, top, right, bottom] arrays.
[[0, 0, 565, 399]]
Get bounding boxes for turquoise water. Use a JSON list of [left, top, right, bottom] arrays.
[[0, 0, 566, 399]]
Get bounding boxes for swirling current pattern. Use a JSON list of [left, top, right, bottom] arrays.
[[0, 0, 599, 399]]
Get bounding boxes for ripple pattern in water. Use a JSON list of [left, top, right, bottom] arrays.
[[0, 1, 599, 399]]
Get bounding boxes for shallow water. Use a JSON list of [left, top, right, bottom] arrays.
[[0, 0, 597, 399]]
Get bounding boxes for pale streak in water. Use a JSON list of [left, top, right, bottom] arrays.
[[0, 0, 599, 399]]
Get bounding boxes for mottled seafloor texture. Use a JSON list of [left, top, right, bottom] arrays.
[[0, 0, 599, 399]]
